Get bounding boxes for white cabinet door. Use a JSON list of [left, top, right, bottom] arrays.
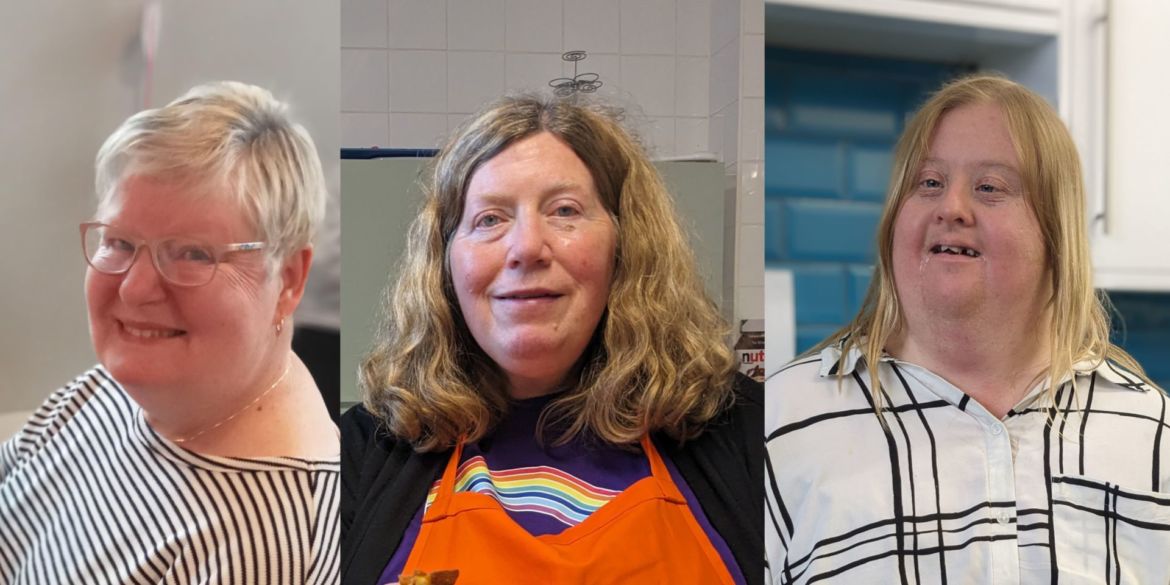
[[1094, 0, 1170, 291]]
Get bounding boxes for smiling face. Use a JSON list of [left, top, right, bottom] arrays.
[[86, 175, 287, 412], [448, 132, 617, 398], [891, 101, 1049, 323]]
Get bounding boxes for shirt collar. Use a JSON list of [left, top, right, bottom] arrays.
[[817, 339, 1153, 394]]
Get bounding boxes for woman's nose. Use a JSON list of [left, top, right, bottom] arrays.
[[935, 183, 975, 226], [118, 246, 168, 304], [504, 215, 552, 269]]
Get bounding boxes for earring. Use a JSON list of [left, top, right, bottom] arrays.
[[276, 317, 285, 334]]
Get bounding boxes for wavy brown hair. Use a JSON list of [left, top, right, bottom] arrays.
[[361, 94, 737, 452], [808, 75, 1148, 404]]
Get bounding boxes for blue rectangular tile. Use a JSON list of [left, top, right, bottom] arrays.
[[782, 71, 903, 139], [847, 143, 894, 201], [766, 137, 841, 198], [797, 325, 840, 356], [1108, 291, 1170, 390], [765, 198, 785, 263], [792, 265, 848, 324], [847, 265, 874, 316], [782, 198, 882, 263]]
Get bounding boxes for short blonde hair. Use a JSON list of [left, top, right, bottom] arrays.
[[361, 94, 737, 452], [94, 81, 327, 264], [813, 74, 1147, 401]]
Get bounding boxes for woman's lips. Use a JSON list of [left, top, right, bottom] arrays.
[[118, 320, 186, 339], [491, 291, 565, 314], [930, 244, 981, 258]]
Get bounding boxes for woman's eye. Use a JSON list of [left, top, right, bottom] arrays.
[[553, 205, 579, 217], [108, 238, 135, 252], [976, 183, 998, 193], [475, 213, 502, 228], [921, 178, 942, 189], [175, 246, 214, 263]]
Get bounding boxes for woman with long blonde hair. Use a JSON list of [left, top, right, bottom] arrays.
[[342, 94, 762, 585], [765, 75, 1168, 584]]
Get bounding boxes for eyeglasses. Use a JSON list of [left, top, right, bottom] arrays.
[[80, 222, 266, 287]]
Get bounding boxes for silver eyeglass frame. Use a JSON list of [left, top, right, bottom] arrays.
[[79, 221, 266, 287]]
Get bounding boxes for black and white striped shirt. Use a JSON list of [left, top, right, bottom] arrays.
[[0, 367, 340, 584], [765, 344, 1170, 584]]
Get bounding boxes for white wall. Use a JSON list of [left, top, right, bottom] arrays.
[[343, 0, 714, 159], [712, 0, 765, 328], [342, 0, 710, 159], [0, 1, 339, 413], [342, 0, 764, 324]]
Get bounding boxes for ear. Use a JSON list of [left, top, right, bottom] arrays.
[[275, 245, 314, 322]]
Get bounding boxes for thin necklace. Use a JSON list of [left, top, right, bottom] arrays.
[[172, 356, 292, 444]]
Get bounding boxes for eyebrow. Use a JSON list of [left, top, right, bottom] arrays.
[[921, 158, 1021, 175], [468, 181, 589, 205]]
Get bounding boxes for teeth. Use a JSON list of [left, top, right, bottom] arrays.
[[934, 245, 980, 258], [125, 326, 181, 339]]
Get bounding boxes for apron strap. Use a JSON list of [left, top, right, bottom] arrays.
[[427, 438, 466, 518], [639, 435, 686, 502]]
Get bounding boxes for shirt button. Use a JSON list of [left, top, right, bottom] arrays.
[[990, 424, 1003, 435], [997, 513, 1011, 525]]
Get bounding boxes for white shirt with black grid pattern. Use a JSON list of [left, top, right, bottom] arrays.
[[765, 344, 1170, 585]]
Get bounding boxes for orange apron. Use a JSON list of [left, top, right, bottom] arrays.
[[402, 435, 736, 584]]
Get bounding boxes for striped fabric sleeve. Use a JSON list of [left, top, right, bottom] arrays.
[[0, 368, 341, 585]]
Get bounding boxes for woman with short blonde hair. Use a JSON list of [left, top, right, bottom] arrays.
[[0, 81, 339, 584]]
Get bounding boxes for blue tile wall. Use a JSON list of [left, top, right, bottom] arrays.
[[767, 47, 968, 353], [1107, 292, 1170, 391], [782, 199, 882, 262]]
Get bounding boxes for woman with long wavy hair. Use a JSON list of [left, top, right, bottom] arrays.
[[341, 95, 762, 585]]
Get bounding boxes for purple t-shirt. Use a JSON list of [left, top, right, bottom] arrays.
[[380, 393, 746, 584]]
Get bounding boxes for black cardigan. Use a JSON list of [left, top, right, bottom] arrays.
[[340, 374, 763, 585]]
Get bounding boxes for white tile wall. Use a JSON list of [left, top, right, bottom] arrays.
[[447, 113, 471, 134], [737, 223, 764, 287], [563, 53, 621, 99], [710, 35, 738, 113], [507, 52, 565, 94], [389, 113, 449, 148], [621, 55, 676, 116], [390, 50, 447, 112], [448, 0, 506, 51], [345, 0, 721, 157], [645, 116, 677, 157], [676, 56, 710, 118], [742, 0, 763, 35], [448, 51, 506, 113], [621, 0, 677, 55], [739, 160, 763, 218], [740, 96, 763, 161], [675, 117, 709, 156], [341, 49, 389, 112], [711, 0, 739, 53], [342, 0, 388, 49], [677, 0, 711, 56], [341, 112, 390, 147], [506, 0, 563, 52], [736, 285, 764, 322], [564, 0, 621, 53], [389, 0, 446, 50], [741, 32, 764, 98], [721, 100, 738, 164]]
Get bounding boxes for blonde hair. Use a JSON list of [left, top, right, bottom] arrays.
[[811, 74, 1147, 403], [95, 81, 327, 265], [361, 94, 736, 452]]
